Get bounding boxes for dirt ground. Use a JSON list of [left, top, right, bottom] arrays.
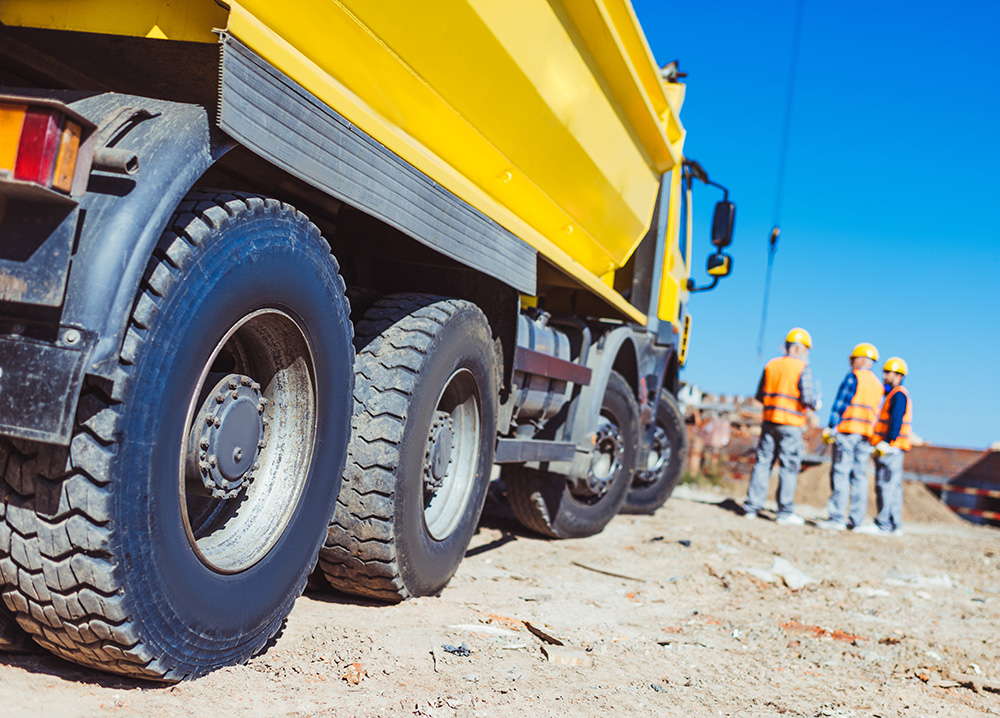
[[1, 472, 999, 718]]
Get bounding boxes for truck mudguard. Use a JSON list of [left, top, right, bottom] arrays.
[[0, 92, 231, 443]]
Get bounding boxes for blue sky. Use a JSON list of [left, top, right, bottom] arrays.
[[632, 0, 1000, 449]]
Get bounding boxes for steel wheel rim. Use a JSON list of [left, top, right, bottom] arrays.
[[569, 414, 624, 504], [179, 309, 317, 574], [422, 368, 481, 541], [636, 425, 670, 486]]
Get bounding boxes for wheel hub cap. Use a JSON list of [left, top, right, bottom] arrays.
[[635, 425, 670, 486], [423, 410, 454, 494], [579, 418, 624, 497], [190, 374, 265, 499]]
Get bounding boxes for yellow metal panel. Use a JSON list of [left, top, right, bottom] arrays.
[[556, 0, 683, 170], [0, 0, 226, 42], [679, 313, 692, 366], [657, 167, 687, 323], [226, 3, 648, 324], [5, 0, 685, 323], [230, 0, 667, 277]]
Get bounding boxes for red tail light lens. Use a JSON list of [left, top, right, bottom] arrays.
[[14, 108, 61, 186]]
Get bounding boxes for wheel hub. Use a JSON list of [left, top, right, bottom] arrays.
[[575, 418, 624, 498], [423, 410, 454, 494], [635, 425, 670, 487], [189, 374, 266, 499]]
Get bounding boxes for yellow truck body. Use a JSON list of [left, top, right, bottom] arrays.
[[0, 0, 728, 681], [1, 0, 692, 324]]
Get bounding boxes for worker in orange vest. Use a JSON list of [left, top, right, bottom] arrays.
[[742, 328, 819, 524], [817, 343, 885, 531], [855, 357, 912, 535]]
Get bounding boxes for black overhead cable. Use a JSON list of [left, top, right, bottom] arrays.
[[756, 0, 805, 360]]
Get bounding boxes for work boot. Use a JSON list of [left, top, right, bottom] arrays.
[[817, 519, 846, 531], [775, 514, 804, 526], [852, 523, 899, 536]]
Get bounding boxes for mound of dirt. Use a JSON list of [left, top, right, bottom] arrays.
[[777, 464, 963, 524]]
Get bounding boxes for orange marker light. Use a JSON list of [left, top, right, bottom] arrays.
[[52, 119, 81, 193], [0, 103, 27, 174]]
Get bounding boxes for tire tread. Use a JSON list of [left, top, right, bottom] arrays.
[[317, 293, 483, 602], [0, 191, 348, 679]]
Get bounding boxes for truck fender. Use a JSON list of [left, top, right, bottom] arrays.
[[61, 93, 234, 377]]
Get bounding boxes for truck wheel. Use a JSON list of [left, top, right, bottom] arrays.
[[620, 390, 688, 514], [318, 294, 497, 602], [506, 371, 637, 539], [0, 192, 353, 680]]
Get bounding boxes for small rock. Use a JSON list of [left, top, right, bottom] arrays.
[[541, 645, 593, 666]]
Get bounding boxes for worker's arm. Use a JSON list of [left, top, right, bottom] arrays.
[[797, 365, 818, 410], [754, 369, 767, 403], [883, 390, 908, 443], [827, 373, 857, 429]]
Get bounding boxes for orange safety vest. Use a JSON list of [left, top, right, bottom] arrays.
[[837, 369, 885, 437], [871, 385, 913, 451], [760, 356, 807, 427]]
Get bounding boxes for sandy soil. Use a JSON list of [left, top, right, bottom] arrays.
[[1, 478, 998, 718]]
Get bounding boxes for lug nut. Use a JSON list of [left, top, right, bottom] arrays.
[[216, 393, 225, 403], [241, 376, 252, 386], [229, 379, 238, 390], [209, 455, 217, 467]]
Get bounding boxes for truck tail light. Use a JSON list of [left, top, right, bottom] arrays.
[[14, 108, 62, 186], [0, 98, 95, 196]]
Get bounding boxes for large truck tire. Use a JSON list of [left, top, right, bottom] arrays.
[[506, 370, 638, 539], [620, 390, 688, 514], [0, 192, 353, 680], [318, 294, 498, 602]]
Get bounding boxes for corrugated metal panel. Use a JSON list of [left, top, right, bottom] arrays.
[[219, 37, 536, 295]]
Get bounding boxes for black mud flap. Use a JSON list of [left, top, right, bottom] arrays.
[[0, 331, 93, 444]]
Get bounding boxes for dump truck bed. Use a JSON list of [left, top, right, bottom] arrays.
[[1, 0, 689, 323]]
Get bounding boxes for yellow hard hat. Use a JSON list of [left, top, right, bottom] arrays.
[[785, 327, 812, 348], [883, 356, 908, 375], [850, 342, 879, 361]]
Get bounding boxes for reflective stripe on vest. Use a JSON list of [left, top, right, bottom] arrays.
[[872, 385, 913, 451], [761, 356, 807, 427], [837, 369, 885, 437]]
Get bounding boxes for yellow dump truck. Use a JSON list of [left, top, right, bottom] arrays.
[[0, 0, 734, 679]]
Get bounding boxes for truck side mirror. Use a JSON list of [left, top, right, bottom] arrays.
[[706, 252, 732, 277], [711, 201, 735, 248]]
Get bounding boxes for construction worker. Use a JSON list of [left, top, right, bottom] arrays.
[[742, 327, 819, 524], [855, 357, 912, 536], [817, 343, 885, 531]]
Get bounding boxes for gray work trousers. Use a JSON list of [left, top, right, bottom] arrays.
[[826, 432, 874, 527], [744, 422, 803, 518], [873, 448, 905, 531]]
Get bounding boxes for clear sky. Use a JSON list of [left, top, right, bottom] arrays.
[[632, 0, 1000, 449]]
